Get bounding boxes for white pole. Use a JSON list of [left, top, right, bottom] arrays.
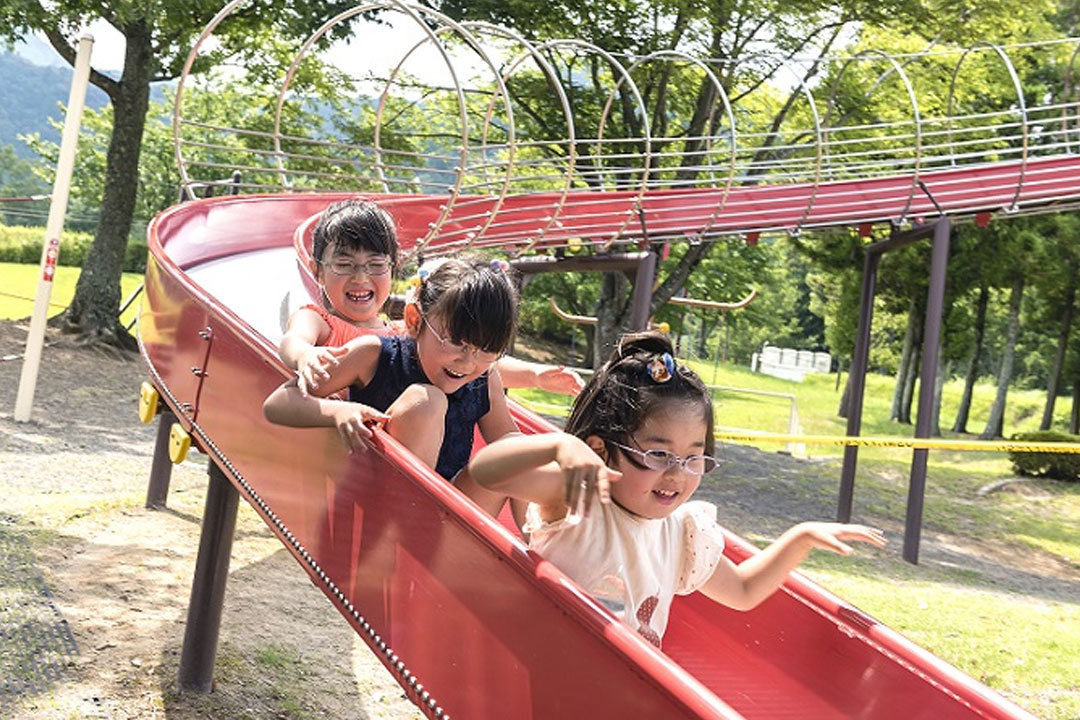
[[14, 33, 95, 422]]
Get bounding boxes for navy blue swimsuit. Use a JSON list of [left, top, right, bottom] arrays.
[[349, 335, 490, 480]]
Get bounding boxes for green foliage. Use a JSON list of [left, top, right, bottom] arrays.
[[1009, 431, 1080, 481], [0, 143, 48, 225], [0, 223, 147, 272], [519, 268, 600, 343]]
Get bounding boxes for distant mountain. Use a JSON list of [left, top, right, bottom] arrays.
[[12, 35, 73, 69], [0, 51, 110, 158], [0, 50, 170, 160]]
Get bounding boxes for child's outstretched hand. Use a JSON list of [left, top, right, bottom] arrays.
[[329, 402, 390, 453], [793, 522, 886, 555], [555, 435, 621, 517], [297, 345, 349, 396], [536, 365, 585, 396]]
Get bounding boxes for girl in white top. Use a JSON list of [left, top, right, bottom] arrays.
[[457, 331, 886, 647]]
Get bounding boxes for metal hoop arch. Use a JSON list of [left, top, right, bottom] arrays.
[[536, 39, 652, 250], [947, 42, 1029, 212], [824, 49, 923, 225], [272, 2, 505, 256], [615, 50, 737, 245], [173, 0, 252, 201], [372, 21, 519, 255], [463, 21, 578, 256], [737, 52, 826, 236], [383, 11, 515, 257]]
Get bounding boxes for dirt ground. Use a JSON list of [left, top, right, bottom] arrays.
[[0, 319, 423, 720], [1, 318, 1077, 719]]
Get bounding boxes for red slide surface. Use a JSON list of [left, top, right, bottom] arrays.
[[141, 188, 1041, 720]]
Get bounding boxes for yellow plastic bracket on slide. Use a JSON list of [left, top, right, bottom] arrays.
[[138, 382, 159, 424], [169, 423, 191, 464]]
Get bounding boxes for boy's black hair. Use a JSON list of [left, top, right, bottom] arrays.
[[565, 331, 715, 457], [415, 257, 519, 355], [312, 199, 399, 268]]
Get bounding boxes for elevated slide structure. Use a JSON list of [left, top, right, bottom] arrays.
[[140, 3, 1077, 717]]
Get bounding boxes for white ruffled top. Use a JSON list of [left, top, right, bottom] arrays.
[[524, 495, 726, 647]]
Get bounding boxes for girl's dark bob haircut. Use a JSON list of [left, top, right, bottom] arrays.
[[414, 256, 519, 355], [312, 199, 399, 269], [566, 331, 715, 457]]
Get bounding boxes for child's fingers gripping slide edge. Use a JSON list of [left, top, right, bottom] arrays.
[[335, 404, 391, 453]]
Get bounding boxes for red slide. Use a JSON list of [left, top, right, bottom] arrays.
[[141, 190, 1040, 720]]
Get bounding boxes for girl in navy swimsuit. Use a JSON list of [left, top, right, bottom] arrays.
[[264, 256, 522, 514]]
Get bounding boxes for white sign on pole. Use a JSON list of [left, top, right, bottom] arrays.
[[14, 33, 95, 422]]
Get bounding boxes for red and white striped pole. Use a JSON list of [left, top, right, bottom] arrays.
[[14, 32, 94, 422]]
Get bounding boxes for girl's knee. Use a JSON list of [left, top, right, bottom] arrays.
[[392, 383, 448, 415]]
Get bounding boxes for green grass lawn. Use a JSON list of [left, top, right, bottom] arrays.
[[802, 559, 1080, 718], [509, 346, 1080, 719], [0, 262, 144, 329]]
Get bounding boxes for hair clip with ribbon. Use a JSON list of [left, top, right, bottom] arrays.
[[490, 258, 510, 273], [647, 352, 676, 383]]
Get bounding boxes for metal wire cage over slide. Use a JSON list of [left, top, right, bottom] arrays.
[[175, 1, 1080, 263]]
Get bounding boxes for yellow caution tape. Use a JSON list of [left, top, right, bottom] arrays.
[[714, 431, 1080, 453], [509, 394, 1080, 454]]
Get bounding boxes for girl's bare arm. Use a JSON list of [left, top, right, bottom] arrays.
[[465, 432, 619, 522], [495, 356, 585, 396], [279, 307, 329, 369], [263, 336, 388, 449], [279, 308, 346, 396], [699, 523, 886, 611]]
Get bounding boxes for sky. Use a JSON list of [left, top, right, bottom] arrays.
[[16, 22, 126, 71], [12, 16, 461, 85]]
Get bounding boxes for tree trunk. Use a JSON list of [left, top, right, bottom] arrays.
[[674, 309, 688, 355], [60, 22, 152, 349], [1070, 380, 1080, 434], [899, 341, 921, 425], [838, 372, 852, 418], [697, 315, 713, 358], [890, 298, 919, 421], [1040, 270, 1076, 430], [981, 275, 1025, 439], [952, 284, 989, 433], [582, 325, 595, 368], [593, 271, 632, 368]]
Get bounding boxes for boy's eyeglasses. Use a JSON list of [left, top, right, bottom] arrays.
[[421, 316, 503, 364], [321, 257, 392, 277], [608, 440, 719, 476]]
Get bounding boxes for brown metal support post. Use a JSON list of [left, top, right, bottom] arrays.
[[629, 251, 657, 331], [145, 411, 178, 509], [904, 217, 951, 564], [178, 460, 239, 691], [837, 249, 880, 522]]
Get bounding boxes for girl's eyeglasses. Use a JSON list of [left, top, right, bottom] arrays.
[[421, 316, 503, 364], [321, 257, 392, 277], [608, 440, 720, 476]]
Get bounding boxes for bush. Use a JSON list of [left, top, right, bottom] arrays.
[[1009, 430, 1080, 482], [0, 224, 147, 273]]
